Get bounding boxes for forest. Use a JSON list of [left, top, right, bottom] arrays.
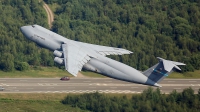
[[0, 0, 53, 72], [0, 0, 200, 72], [62, 87, 200, 112]]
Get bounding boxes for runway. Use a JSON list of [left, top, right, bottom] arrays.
[[0, 78, 200, 94]]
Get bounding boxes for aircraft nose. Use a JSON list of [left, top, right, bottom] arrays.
[[20, 26, 33, 40], [20, 26, 25, 33]]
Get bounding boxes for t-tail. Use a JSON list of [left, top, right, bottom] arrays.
[[143, 57, 186, 87]]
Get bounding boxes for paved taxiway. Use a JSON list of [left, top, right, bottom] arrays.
[[0, 78, 199, 94]]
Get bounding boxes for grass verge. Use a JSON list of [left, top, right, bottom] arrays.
[[0, 67, 106, 78], [168, 70, 200, 79], [0, 67, 71, 78], [0, 93, 88, 112], [0, 93, 134, 112]]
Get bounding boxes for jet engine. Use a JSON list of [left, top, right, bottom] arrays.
[[53, 50, 63, 58], [54, 57, 64, 65]]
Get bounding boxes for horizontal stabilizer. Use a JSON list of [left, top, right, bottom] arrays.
[[157, 57, 186, 72]]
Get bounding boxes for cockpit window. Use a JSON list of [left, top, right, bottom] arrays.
[[32, 25, 35, 28]]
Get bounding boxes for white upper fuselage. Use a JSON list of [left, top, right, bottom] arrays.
[[20, 25, 160, 87]]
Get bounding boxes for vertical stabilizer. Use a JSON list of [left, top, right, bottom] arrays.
[[143, 57, 186, 83]]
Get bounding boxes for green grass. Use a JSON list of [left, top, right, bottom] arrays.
[[0, 95, 86, 112], [168, 70, 200, 79], [0, 93, 135, 112], [0, 93, 137, 112], [0, 67, 106, 78], [0, 67, 71, 78], [0, 93, 89, 112]]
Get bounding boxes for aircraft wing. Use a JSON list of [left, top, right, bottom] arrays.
[[77, 42, 133, 56], [62, 43, 91, 76]]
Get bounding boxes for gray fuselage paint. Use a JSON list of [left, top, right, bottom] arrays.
[[20, 25, 158, 86]]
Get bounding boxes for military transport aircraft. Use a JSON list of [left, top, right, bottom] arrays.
[[20, 25, 185, 87]]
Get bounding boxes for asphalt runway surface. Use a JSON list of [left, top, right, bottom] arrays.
[[0, 78, 200, 94]]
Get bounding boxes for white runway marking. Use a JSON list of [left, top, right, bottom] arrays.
[[38, 83, 57, 86], [1, 83, 9, 86], [191, 84, 194, 86], [93, 83, 108, 86], [53, 91, 60, 93], [38, 83, 43, 86]]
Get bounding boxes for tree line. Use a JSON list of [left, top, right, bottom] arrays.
[[1, 0, 200, 73], [62, 87, 200, 112]]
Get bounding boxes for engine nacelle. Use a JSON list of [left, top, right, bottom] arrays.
[[54, 57, 64, 65], [53, 50, 63, 58], [83, 63, 98, 72]]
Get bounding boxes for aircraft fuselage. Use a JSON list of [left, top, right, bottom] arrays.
[[20, 25, 160, 87]]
